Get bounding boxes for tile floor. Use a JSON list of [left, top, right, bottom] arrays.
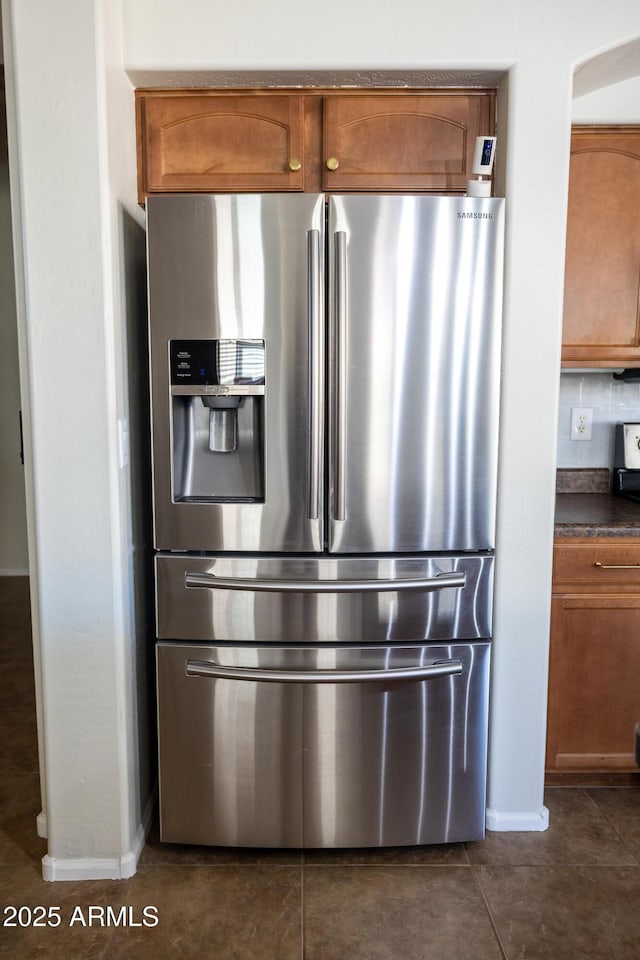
[[2, 575, 640, 958]]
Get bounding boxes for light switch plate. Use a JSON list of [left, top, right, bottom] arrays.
[[117, 419, 130, 469]]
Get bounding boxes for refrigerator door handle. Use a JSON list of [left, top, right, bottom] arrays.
[[333, 230, 347, 521], [185, 658, 464, 684], [184, 570, 466, 593], [307, 229, 322, 520]]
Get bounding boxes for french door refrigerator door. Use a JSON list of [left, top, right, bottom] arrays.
[[147, 193, 325, 553], [157, 642, 490, 847], [327, 195, 505, 553]]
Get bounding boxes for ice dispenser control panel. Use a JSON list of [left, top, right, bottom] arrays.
[[170, 340, 265, 389], [169, 339, 266, 501]]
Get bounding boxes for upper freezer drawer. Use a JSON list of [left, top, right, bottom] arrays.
[[155, 553, 494, 643]]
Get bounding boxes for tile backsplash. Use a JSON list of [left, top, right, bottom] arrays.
[[557, 372, 640, 467]]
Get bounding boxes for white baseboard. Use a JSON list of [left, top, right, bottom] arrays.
[[486, 805, 549, 833], [36, 811, 47, 838], [0, 569, 29, 577], [42, 855, 131, 882], [41, 787, 157, 882]]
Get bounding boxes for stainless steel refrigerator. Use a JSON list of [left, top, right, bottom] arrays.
[[146, 193, 505, 848]]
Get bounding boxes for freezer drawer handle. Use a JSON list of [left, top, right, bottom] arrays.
[[184, 570, 466, 593], [185, 658, 464, 684]]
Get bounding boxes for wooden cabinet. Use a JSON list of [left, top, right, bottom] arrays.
[[136, 89, 496, 201], [546, 540, 640, 778], [137, 94, 307, 195], [321, 93, 493, 193], [562, 127, 640, 367]]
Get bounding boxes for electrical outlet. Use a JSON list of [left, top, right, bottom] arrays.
[[570, 407, 593, 441]]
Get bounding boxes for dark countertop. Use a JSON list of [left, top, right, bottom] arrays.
[[555, 493, 640, 538]]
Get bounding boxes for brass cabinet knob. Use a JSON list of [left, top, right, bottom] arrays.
[[326, 157, 340, 171], [288, 158, 302, 172]]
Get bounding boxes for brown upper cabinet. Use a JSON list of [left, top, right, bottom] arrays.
[[137, 94, 307, 194], [322, 94, 493, 192], [136, 89, 496, 202], [562, 126, 640, 367]]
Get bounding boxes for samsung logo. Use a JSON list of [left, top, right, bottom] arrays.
[[457, 212, 493, 220]]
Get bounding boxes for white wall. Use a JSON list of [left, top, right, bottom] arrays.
[[574, 74, 640, 122], [2, 0, 153, 879], [3, 0, 640, 879], [0, 77, 28, 574], [123, 0, 518, 72]]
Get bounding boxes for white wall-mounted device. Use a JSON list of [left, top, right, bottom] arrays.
[[472, 136, 497, 176], [467, 136, 497, 198]]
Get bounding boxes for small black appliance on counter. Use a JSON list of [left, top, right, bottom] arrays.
[[612, 422, 640, 501]]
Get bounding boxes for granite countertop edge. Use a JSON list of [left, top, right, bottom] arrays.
[[554, 492, 640, 539], [554, 520, 640, 539]]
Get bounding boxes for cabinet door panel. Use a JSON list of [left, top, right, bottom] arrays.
[[562, 128, 640, 366], [546, 595, 640, 773], [322, 93, 494, 192], [554, 542, 640, 593], [140, 94, 305, 194]]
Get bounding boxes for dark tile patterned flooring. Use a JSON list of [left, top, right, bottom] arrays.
[[2, 575, 640, 958]]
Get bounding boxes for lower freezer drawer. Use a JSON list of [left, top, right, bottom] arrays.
[[156, 641, 490, 848]]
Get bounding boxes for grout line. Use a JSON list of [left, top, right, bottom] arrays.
[[583, 789, 640, 867], [295, 860, 471, 868], [580, 785, 604, 813], [301, 863, 473, 870], [300, 853, 306, 960], [132, 859, 305, 869], [469, 863, 509, 960], [135, 857, 474, 870]]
